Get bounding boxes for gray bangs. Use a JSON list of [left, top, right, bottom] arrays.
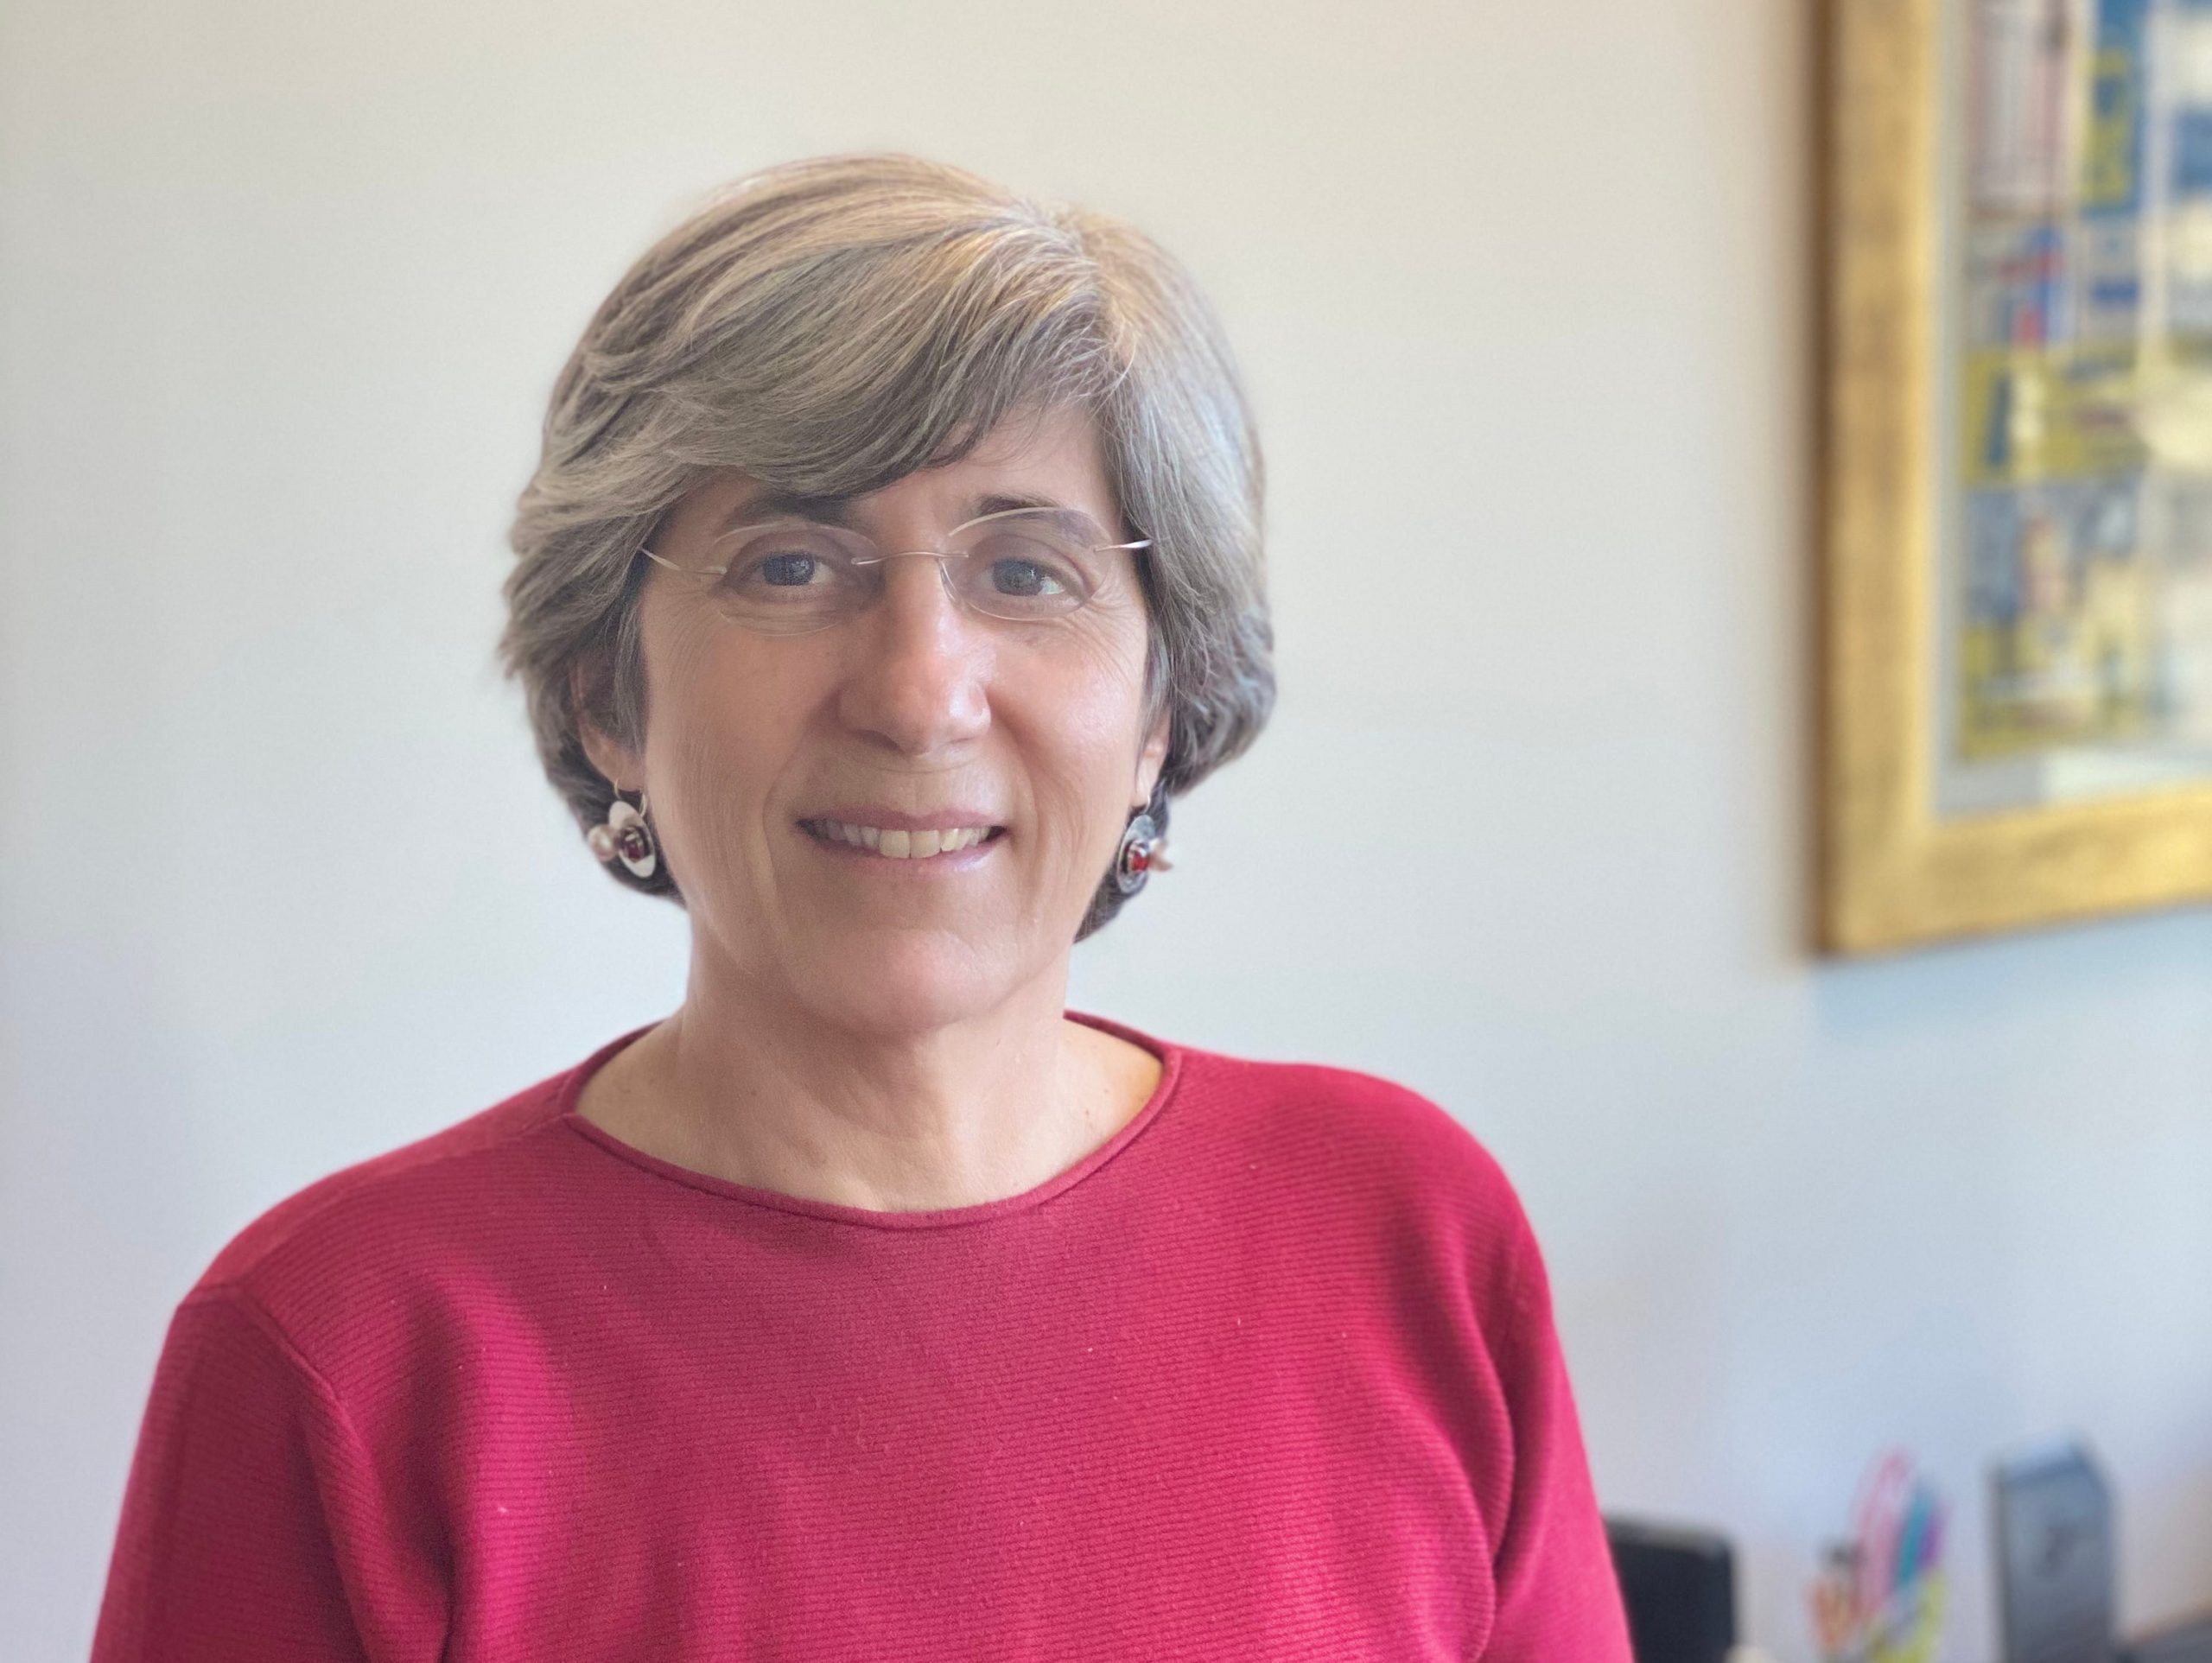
[[671, 266, 1122, 501], [587, 172, 1124, 500]]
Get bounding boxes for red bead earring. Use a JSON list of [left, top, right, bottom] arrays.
[[1114, 810, 1168, 895], [585, 791, 659, 879]]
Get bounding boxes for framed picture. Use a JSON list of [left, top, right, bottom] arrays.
[[1821, 0, 2212, 952]]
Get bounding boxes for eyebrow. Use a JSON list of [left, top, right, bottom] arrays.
[[719, 489, 1073, 531]]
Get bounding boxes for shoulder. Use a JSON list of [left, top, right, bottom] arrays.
[[1209, 1049, 1505, 1173], [1178, 1033, 1523, 1201], [1127, 1019, 1546, 1295], [1128, 1023, 1568, 1387], [185, 1032, 639, 1351]]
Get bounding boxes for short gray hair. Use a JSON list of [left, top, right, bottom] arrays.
[[501, 153, 1274, 939]]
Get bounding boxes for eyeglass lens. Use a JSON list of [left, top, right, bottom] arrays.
[[697, 511, 1124, 632]]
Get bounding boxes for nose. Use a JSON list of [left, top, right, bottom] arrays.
[[836, 553, 992, 759]]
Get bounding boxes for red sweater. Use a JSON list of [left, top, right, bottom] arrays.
[[93, 1012, 1630, 1661]]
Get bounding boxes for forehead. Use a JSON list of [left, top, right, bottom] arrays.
[[667, 403, 1118, 539]]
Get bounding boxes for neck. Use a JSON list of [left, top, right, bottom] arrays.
[[595, 948, 1150, 1213]]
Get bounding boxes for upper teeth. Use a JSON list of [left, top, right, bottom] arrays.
[[815, 821, 994, 858]]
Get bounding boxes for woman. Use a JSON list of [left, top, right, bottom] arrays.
[[93, 155, 1630, 1660]]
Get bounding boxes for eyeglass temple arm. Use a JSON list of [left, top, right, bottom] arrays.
[[639, 548, 732, 577]]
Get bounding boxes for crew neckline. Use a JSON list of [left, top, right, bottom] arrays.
[[554, 1009, 1185, 1231]]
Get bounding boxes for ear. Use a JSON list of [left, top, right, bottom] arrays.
[[1133, 706, 1171, 810], [569, 658, 644, 794]]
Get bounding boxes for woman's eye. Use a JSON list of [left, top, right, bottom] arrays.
[[723, 531, 846, 592], [756, 552, 819, 587], [973, 533, 1087, 601], [989, 557, 1066, 598]]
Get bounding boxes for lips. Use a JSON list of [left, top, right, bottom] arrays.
[[805, 820, 1002, 859], [797, 808, 1010, 862], [801, 807, 1006, 832]]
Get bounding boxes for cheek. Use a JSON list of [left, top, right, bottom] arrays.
[[1012, 628, 1153, 819], [1036, 597, 1150, 714], [636, 608, 810, 828]]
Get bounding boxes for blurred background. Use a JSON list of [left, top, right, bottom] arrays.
[[3, 1, 2209, 1659]]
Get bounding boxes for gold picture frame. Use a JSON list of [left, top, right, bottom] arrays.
[[1821, 0, 2212, 953]]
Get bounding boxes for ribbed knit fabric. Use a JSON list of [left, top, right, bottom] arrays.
[[92, 1011, 1630, 1661]]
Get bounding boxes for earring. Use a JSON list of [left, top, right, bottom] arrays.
[[1114, 810, 1168, 896], [585, 790, 659, 879]]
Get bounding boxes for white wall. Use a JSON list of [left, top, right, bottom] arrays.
[[5, 2, 2209, 1658]]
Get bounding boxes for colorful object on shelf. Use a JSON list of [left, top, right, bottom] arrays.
[[1808, 1450, 1949, 1663]]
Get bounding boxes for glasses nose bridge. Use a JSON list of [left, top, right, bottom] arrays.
[[864, 543, 974, 618]]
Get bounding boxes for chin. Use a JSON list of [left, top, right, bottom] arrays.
[[793, 931, 1024, 1038]]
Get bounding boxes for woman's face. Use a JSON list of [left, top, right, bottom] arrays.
[[586, 404, 1169, 1037]]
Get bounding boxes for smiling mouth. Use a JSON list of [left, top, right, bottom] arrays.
[[799, 819, 1007, 860]]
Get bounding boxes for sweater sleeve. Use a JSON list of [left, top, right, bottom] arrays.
[[1479, 1221, 1633, 1663], [91, 1288, 447, 1663]]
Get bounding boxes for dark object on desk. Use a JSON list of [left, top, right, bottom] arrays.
[[1605, 1517, 1738, 1663], [1993, 1440, 2117, 1663], [2123, 1614, 2212, 1663]]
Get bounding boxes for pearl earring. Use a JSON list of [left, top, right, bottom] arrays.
[[585, 791, 658, 879]]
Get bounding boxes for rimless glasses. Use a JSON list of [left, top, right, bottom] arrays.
[[639, 505, 1152, 637]]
